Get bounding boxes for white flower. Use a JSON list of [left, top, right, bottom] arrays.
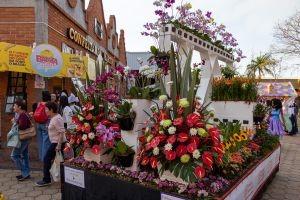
[[124, 66, 130, 72], [159, 95, 168, 101], [144, 127, 150, 134], [159, 130, 164, 134], [168, 126, 176, 135], [166, 101, 173, 108], [198, 190, 208, 197], [190, 128, 198, 136], [220, 135, 224, 142], [164, 143, 173, 151], [153, 147, 160, 155], [82, 134, 88, 141], [193, 149, 201, 159], [88, 132, 95, 140]]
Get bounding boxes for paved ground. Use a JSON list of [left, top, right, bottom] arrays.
[[261, 134, 300, 200], [0, 170, 61, 200]]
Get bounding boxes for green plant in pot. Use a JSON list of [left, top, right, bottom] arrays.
[[115, 100, 136, 131], [253, 103, 268, 124], [111, 140, 135, 167]]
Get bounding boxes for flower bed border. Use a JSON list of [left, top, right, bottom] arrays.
[[61, 145, 280, 200]]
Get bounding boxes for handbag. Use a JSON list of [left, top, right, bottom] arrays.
[[7, 123, 20, 148], [50, 151, 64, 182], [19, 114, 36, 141]]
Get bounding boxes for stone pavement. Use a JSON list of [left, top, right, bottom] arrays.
[[0, 170, 60, 200], [261, 134, 300, 200]]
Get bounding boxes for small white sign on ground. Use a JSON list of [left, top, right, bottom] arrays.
[[161, 193, 185, 200], [64, 166, 85, 188]]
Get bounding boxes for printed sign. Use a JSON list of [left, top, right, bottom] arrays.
[[31, 44, 63, 77], [161, 193, 185, 200], [34, 75, 45, 89], [64, 166, 85, 188], [225, 147, 280, 200]]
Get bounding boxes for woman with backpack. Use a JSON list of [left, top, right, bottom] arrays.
[[35, 102, 66, 187], [33, 91, 51, 161], [11, 100, 31, 181]]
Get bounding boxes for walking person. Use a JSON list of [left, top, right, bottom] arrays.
[[268, 98, 286, 137], [288, 101, 298, 135], [11, 100, 31, 181], [36, 102, 66, 186], [33, 91, 51, 161]]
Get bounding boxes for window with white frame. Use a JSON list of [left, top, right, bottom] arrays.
[[94, 18, 104, 39]]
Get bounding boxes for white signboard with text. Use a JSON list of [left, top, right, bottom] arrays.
[[225, 147, 280, 200], [64, 166, 85, 188]]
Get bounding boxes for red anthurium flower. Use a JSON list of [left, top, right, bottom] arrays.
[[187, 143, 197, 153], [145, 143, 152, 151], [194, 166, 206, 179], [150, 157, 158, 169], [110, 123, 120, 132], [195, 121, 205, 128], [178, 132, 189, 143], [202, 151, 214, 169], [189, 136, 200, 146], [157, 135, 167, 142], [150, 137, 160, 148], [165, 150, 176, 161], [213, 144, 224, 154], [167, 135, 177, 144], [85, 113, 93, 120], [173, 117, 184, 127], [91, 145, 101, 155], [141, 156, 150, 166], [101, 119, 111, 127], [186, 113, 200, 127], [176, 145, 187, 157]]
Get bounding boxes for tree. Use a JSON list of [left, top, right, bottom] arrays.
[[273, 11, 300, 56], [246, 54, 277, 79]]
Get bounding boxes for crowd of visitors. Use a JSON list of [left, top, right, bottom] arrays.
[[6, 90, 80, 186]]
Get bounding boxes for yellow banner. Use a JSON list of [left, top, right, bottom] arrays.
[[0, 42, 88, 79]]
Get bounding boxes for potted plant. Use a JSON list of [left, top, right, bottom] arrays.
[[111, 140, 135, 167], [115, 100, 136, 131], [253, 103, 268, 124]]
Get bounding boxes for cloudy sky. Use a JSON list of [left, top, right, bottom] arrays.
[[87, 0, 300, 77]]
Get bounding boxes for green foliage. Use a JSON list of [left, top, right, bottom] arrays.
[[254, 129, 280, 155], [211, 77, 258, 102], [221, 65, 237, 79], [246, 53, 277, 79], [128, 86, 160, 99], [253, 103, 268, 117], [115, 100, 133, 118]]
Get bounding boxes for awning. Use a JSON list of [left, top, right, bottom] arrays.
[[0, 42, 89, 79], [257, 82, 297, 97]]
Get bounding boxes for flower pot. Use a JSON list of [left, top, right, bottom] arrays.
[[117, 117, 135, 131], [115, 152, 135, 168]]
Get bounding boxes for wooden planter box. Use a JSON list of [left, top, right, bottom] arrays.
[[61, 146, 280, 200]]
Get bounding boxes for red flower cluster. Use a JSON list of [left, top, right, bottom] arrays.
[[138, 103, 223, 180]]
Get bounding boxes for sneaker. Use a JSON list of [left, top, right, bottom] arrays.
[[18, 175, 31, 181], [16, 175, 23, 180], [35, 180, 51, 187]]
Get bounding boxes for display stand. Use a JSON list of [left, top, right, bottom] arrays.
[[61, 146, 280, 200]]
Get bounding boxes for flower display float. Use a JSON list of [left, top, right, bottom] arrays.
[[138, 45, 224, 182]]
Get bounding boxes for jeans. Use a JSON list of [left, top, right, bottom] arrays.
[[36, 123, 51, 161], [11, 140, 30, 177], [290, 114, 298, 134]]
